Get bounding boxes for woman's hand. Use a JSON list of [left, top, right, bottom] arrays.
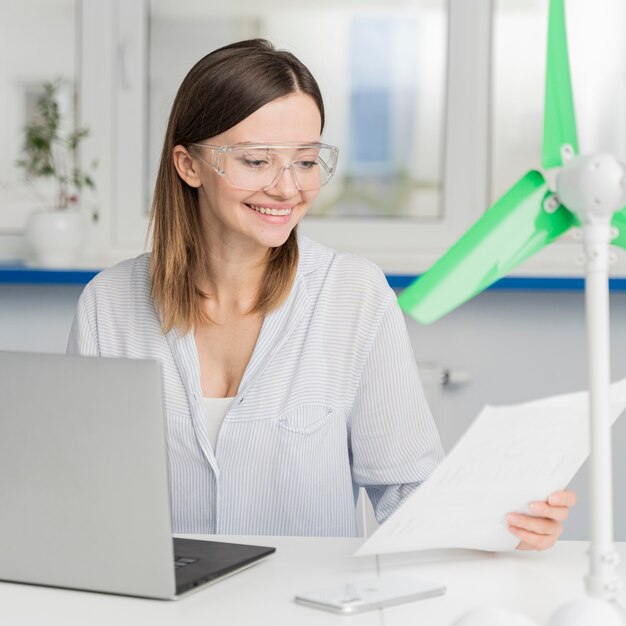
[[508, 490, 577, 551]]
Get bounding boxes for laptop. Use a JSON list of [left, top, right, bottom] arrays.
[[0, 351, 275, 599]]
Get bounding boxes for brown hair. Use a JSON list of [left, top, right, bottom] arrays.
[[149, 39, 325, 334]]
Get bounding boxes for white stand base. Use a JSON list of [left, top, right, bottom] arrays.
[[547, 597, 624, 625], [451, 599, 625, 626]]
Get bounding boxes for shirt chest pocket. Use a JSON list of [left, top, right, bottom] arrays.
[[277, 403, 335, 435], [164, 411, 199, 454]]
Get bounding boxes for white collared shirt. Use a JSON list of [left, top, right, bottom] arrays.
[[67, 235, 444, 536]]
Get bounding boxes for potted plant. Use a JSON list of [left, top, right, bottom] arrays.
[[16, 80, 96, 267]]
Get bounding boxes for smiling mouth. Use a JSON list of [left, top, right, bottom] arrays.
[[246, 203, 294, 216]]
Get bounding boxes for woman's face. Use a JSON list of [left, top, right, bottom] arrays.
[[188, 92, 323, 252]]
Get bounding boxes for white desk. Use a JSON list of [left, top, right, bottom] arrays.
[[1, 537, 624, 625]]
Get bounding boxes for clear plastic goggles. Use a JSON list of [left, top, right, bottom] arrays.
[[189, 142, 339, 192]]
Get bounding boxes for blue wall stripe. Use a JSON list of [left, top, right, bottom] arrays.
[[385, 274, 626, 292], [0, 264, 100, 285], [3, 263, 626, 292]]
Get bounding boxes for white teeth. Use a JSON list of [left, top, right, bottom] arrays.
[[249, 204, 292, 216]]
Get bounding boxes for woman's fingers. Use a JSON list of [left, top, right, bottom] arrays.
[[547, 490, 577, 508], [529, 500, 570, 522], [509, 490, 576, 551], [508, 513, 563, 551]]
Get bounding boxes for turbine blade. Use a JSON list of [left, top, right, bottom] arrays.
[[398, 171, 575, 324], [542, 0, 579, 168], [610, 209, 626, 250]]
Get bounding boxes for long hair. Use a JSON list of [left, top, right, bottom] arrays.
[[149, 39, 325, 334]]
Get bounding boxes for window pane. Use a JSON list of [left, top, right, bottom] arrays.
[[0, 0, 77, 232], [491, 0, 626, 202], [148, 0, 447, 220]]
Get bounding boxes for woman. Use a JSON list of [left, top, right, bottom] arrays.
[[68, 39, 574, 546]]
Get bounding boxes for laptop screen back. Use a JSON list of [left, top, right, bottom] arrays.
[[0, 352, 176, 598]]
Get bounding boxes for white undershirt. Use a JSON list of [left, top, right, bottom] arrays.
[[202, 397, 235, 450]]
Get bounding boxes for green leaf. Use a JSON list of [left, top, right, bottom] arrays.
[[15, 78, 97, 200]]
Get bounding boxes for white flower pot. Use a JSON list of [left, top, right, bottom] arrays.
[[25, 209, 90, 268]]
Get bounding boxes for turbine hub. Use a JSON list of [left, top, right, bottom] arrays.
[[556, 154, 626, 224]]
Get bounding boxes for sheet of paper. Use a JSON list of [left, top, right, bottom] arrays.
[[355, 378, 626, 556]]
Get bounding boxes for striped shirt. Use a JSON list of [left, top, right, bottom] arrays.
[[67, 235, 444, 536]]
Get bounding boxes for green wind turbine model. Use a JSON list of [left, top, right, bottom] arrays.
[[399, 1, 625, 625]]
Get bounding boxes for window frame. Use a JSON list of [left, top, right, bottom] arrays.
[[4, 0, 625, 275], [79, 0, 494, 273]]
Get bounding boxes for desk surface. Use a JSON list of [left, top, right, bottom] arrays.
[[1, 537, 624, 626]]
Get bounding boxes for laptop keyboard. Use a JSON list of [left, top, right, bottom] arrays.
[[174, 556, 199, 569]]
